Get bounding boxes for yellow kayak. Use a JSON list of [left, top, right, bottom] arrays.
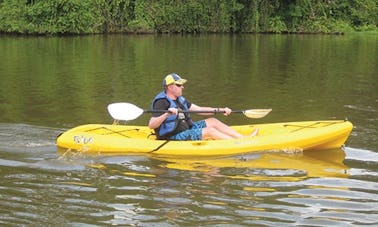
[[57, 120, 353, 157]]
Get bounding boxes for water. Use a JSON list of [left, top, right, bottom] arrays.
[[0, 34, 377, 225]]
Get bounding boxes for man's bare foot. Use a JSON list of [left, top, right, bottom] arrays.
[[250, 128, 259, 137]]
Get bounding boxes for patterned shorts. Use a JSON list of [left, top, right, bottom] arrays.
[[169, 120, 207, 141]]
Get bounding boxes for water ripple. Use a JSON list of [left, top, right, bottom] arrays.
[[1, 135, 378, 226]]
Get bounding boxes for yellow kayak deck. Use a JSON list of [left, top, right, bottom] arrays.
[[56, 120, 353, 157]]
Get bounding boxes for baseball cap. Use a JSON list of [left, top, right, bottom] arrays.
[[162, 73, 187, 86]]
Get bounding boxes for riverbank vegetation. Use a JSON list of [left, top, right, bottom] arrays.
[[0, 0, 377, 35]]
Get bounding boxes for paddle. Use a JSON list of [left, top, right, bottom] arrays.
[[107, 102, 272, 121]]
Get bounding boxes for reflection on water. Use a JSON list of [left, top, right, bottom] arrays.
[[157, 149, 349, 180]]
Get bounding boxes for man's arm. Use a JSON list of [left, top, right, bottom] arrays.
[[148, 112, 170, 129], [148, 99, 178, 129], [189, 103, 232, 116]]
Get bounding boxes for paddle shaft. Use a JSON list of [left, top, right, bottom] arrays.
[[144, 109, 240, 114], [107, 102, 271, 121]]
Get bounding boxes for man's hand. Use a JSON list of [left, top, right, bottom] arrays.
[[168, 108, 178, 115], [223, 107, 232, 116]]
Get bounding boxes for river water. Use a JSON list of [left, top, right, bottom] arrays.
[[0, 34, 377, 226]]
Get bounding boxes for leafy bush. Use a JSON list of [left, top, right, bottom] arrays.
[[25, 0, 102, 34], [0, 0, 377, 34], [0, 0, 28, 33], [267, 16, 287, 33]]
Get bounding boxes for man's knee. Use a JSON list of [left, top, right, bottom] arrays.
[[205, 117, 220, 126], [202, 126, 218, 137]]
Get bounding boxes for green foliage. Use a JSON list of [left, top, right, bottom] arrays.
[[0, 0, 28, 33], [267, 16, 287, 33], [0, 0, 377, 34], [349, 0, 378, 27], [25, 0, 102, 34], [96, 0, 137, 32], [0, 0, 102, 34], [139, 0, 244, 33]]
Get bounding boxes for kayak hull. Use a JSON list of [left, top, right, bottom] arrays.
[[56, 120, 353, 157]]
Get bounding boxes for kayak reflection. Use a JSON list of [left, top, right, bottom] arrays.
[[58, 147, 349, 185], [155, 149, 349, 181]]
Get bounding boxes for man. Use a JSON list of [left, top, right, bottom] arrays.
[[148, 73, 258, 140]]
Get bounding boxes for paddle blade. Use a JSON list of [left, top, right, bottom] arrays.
[[107, 103, 144, 121], [243, 109, 272, 118]]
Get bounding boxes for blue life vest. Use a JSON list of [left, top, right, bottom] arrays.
[[151, 91, 192, 138]]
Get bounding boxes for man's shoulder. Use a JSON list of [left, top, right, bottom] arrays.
[[154, 98, 170, 108], [179, 96, 191, 107]]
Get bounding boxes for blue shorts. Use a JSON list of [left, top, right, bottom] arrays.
[[169, 120, 207, 141]]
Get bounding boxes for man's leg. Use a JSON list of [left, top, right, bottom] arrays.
[[201, 127, 235, 140], [204, 118, 244, 139]]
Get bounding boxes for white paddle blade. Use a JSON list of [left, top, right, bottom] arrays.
[[107, 103, 144, 121], [243, 109, 272, 118]]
